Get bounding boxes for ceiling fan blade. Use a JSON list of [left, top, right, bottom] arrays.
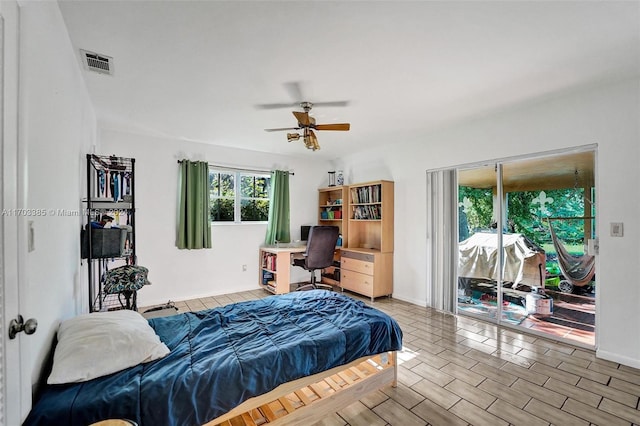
[[283, 82, 349, 107], [256, 100, 350, 110], [311, 101, 350, 108], [264, 127, 300, 132], [257, 79, 350, 110], [255, 102, 298, 110], [308, 130, 320, 151], [292, 111, 310, 126], [314, 123, 350, 131], [255, 82, 304, 109], [283, 81, 304, 103]]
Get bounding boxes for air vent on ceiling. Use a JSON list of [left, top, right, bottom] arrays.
[[80, 49, 113, 75]]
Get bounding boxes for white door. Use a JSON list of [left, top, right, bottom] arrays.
[[1, 1, 29, 424]]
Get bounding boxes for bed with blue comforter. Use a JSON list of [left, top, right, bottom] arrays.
[[25, 290, 402, 426]]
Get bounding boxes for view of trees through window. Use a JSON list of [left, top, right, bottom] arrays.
[[459, 186, 592, 254], [210, 169, 270, 222]]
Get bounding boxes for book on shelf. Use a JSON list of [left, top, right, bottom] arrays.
[[350, 184, 381, 204], [261, 253, 277, 271], [262, 270, 274, 285], [353, 205, 381, 220]]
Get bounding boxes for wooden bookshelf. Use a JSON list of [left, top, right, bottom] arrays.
[[315, 186, 348, 288], [346, 180, 394, 253], [259, 246, 306, 294], [317, 186, 349, 244], [341, 180, 394, 301]]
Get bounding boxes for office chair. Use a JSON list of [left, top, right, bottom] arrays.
[[293, 226, 339, 291]]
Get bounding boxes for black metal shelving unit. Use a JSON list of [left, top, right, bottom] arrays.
[[84, 154, 136, 312]]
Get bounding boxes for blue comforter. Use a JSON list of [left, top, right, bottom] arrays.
[[25, 290, 403, 426]]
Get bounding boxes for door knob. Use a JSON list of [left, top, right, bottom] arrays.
[[8, 314, 38, 340]]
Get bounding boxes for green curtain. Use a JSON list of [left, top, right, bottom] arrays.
[[265, 170, 290, 245], [177, 160, 212, 249]]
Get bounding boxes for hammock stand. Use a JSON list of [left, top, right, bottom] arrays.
[[547, 219, 595, 293]]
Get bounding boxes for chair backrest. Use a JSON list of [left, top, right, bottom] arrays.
[[304, 226, 339, 270]]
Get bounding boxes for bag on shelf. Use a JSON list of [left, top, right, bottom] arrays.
[[103, 265, 150, 294]]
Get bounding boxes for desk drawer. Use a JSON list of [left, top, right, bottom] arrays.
[[341, 257, 374, 275], [341, 270, 373, 295], [341, 250, 375, 263]]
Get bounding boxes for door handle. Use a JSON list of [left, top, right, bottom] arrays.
[[8, 314, 38, 340]]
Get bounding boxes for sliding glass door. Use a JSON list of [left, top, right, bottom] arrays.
[[501, 153, 596, 345], [453, 149, 596, 346], [457, 164, 514, 324]]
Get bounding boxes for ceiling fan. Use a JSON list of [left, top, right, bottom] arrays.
[[264, 101, 351, 151], [255, 81, 350, 110]]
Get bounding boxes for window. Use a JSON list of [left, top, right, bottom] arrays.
[[210, 170, 235, 222], [210, 168, 271, 223]]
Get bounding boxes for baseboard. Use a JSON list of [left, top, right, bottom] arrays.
[[391, 293, 427, 307], [138, 285, 265, 308], [142, 307, 179, 319], [596, 349, 640, 369]]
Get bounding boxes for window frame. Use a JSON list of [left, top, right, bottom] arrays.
[[209, 167, 271, 225]]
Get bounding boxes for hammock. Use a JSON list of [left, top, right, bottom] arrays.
[[548, 222, 595, 287]]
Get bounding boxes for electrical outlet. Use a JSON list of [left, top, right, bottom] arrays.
[[242, 264, 247, 272]]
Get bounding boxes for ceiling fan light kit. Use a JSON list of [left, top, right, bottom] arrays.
[[264, 101, 351, 151]]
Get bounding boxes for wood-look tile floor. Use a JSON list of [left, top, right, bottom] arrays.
[[140, 289, 640, 426]]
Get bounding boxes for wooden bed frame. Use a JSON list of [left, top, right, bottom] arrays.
[[207, 351, 398, 426]]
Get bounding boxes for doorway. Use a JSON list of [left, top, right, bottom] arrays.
[[456, 149, 597, 347], [1, 2, 30, 422]]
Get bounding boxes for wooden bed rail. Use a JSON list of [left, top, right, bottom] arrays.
[[207, 351, 397, 426]]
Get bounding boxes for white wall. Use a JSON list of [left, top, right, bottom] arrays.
[[338, 78, 640, 368], [18, 0, 97, 393], [101, 129, 331, 306]]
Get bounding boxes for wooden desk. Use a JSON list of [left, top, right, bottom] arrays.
[[259, 244, 306, 294], [258, 244, 342, 294]]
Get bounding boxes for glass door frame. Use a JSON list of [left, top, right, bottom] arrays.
[[454, 145, 597, 349], [456, 163, 507, 324]]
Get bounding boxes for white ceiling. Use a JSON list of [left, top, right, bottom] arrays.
[[58, 1, 640, 159]]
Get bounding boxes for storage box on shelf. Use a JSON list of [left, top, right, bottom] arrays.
[[81, 228, 128, 259], [341, 180, 394, 301]]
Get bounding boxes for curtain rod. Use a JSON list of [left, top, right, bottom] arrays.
[[177, 160, 294, 175]]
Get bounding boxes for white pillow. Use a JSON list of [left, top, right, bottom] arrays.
[[47, 309, 170, 384]]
